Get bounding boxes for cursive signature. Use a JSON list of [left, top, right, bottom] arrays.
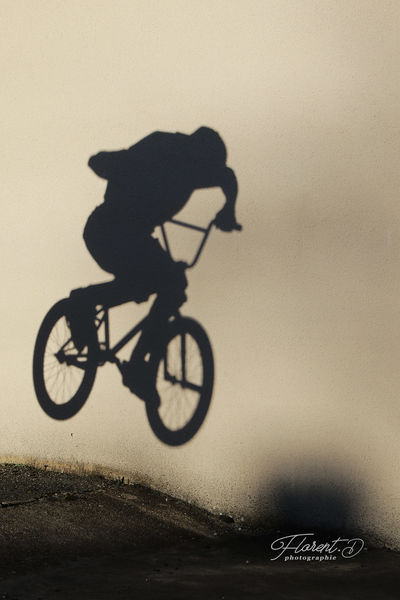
[[270, 533, 365, 561]]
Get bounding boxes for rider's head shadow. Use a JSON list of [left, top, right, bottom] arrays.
[[189, 127, 227, 167]]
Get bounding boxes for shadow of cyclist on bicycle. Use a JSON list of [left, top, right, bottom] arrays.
[[68, 127, 241, 407]]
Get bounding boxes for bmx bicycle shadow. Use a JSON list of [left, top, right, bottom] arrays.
[[33, 218, 221, 446]]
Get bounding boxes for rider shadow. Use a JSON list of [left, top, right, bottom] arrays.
[[33, 127, 240, 445]]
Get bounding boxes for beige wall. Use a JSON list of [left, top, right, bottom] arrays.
[[2, 0, 400, 547]]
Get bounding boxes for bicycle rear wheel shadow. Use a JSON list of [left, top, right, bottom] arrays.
[[33, 298, 98, 420]]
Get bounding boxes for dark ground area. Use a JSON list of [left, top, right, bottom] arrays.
[[0, 463, 398, 599]]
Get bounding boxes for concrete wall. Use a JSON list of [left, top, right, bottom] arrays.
[[3, 1, 400, 547]]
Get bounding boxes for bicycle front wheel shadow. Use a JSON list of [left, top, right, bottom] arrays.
[[146, 317, 214, 446], [33, 299, 97, 420]]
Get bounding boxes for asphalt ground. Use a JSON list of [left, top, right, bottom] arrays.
[[0, 464, 398, 599]]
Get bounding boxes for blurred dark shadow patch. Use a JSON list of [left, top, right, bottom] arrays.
[[256, 462, 364, 535]]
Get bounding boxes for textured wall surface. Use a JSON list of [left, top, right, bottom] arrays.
[[2, 1, 400, 548]]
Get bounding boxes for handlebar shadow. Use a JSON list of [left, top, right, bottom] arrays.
[[160, 218, 215, 269]]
